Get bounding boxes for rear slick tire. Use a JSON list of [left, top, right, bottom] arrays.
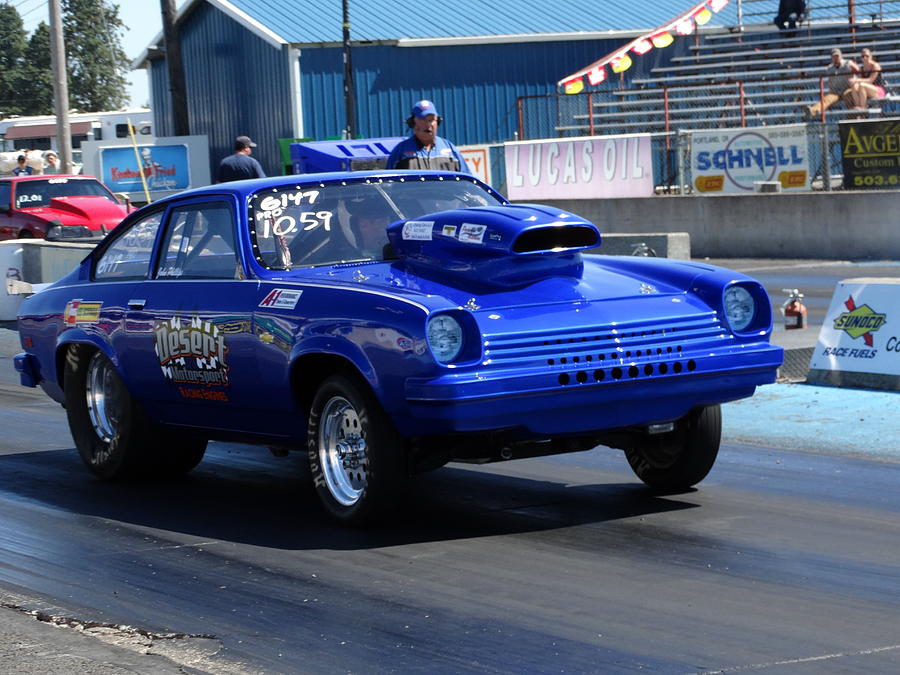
[[625, 404, 721, 492], [64, 346, 152, 480], [64, 346, 207, 480]]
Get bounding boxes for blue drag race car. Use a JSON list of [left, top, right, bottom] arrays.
[[15, 171, 783, 525]]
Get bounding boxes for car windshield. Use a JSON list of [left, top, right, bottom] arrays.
[[248, 177, 503, 269], [14, 177, 116, 209]]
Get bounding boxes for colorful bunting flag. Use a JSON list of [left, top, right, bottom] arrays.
[[564, 77, 584, 94], [557, 0, 731, 91], [611, 53, 632, 73], [651, 31, 674, 48], [587, 66, 607, 85], [632, 39, 653, 55], [693, 6, 712, 24], [675, 18, 694, 35]]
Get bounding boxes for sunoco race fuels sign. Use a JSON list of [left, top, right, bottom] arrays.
[[691, 125, 809, 193], [810, 279, 900, 376]]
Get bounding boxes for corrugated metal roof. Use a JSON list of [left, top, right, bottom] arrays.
[[217, 0, 765, 45]]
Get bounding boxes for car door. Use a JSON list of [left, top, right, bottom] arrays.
[[116, 197, 267, 433]]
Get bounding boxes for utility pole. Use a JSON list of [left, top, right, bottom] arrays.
[[342, 0, 356, 139], [49, 0, 73, 174], [161, 0, 190, 136]]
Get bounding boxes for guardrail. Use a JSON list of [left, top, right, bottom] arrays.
[[736, 0, 900, 30], [519, 71, 898, 140]]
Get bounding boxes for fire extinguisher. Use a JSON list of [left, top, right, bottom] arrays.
[[781, 288, 807, 330]]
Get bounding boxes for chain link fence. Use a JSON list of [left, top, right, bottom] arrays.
[[660, 121, 844, 193]]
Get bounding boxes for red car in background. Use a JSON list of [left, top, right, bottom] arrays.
[[0, 174, 131, 240]]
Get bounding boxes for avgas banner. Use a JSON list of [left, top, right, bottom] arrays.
[[691, 125, 809, 194], [810, 280, 900, 376], [504, 134, 653, 200], [839, 118, 900, 190]]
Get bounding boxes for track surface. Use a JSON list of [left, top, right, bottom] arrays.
[[2, 259, 899, 673]]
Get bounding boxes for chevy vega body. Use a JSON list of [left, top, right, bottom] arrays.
[[15, 171, 783, 524]]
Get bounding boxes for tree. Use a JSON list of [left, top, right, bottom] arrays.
[[63, 0, 130, 111], [0, 3, 27, 116], [14, 23, 55, 116]]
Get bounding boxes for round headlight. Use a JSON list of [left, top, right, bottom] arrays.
[[427, 314, 463, 363], [723, 285, 756, 332]]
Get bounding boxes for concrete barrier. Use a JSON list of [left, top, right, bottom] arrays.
[[588, 232, 690, 259], [535, 190, 900, 259], [0, 240, 95, 320]]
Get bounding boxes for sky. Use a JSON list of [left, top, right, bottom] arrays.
[[19, 0, 189, 109]]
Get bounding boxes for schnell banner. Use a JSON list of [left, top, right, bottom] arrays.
[[691, 124, 809, 194], [839, 118, 900, 190]]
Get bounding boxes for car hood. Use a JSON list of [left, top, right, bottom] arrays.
[[385, 204, 600, 292], [27, 197, 128, 228]]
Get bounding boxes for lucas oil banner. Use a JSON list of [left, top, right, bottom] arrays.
[[100, 144, 191, 192], [504, 134, 653, 200], [691, 125, 809, 194], [839, 118, 900, 190]]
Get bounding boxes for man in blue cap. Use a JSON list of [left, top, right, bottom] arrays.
[[386, 100, 470, 173]]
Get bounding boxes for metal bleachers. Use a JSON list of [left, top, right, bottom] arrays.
[[556, 22, 900, 137]]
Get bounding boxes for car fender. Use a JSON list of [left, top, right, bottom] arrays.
[[54, 329, 121, 389], [290, 335, 379, 403]]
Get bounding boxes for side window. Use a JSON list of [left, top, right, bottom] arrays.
[[95, 211, 164, 280], [157, 202, 240, 279], [0, 183, 10, 210]]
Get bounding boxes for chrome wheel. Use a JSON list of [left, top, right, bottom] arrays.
[[318, 395, 369, 506], [85, 351, 124, 444]]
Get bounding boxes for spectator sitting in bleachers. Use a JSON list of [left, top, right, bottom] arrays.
[[845, 48, 888, 114], [803, 48, 859, 120]]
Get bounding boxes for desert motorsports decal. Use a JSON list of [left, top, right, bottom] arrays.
[[64, 300, 102, 325], [832, 296, 886, 347], [154, 316, 230, 387]]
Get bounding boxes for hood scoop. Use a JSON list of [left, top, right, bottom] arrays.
[[386, 204, 600, 290]]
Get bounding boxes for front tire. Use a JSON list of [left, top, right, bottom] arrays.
[[625, 404, 721, 492], [307, 374, 406, 526]]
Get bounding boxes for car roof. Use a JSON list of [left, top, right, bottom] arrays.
[[0, 174, 100, 183], [151, 170, 491, 205]]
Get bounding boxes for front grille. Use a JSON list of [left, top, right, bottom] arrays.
[[483, 312, 727, 381]]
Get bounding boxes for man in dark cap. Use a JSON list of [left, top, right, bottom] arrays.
[[386, 100, 470, 173], [216, 135, 266, 183], [803, 48, 860, 120]]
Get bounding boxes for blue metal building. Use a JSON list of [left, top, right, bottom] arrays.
[[135, 0, 762, 177]]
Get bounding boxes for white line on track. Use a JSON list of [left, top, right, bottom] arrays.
[[693, 643, 900, 673]]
